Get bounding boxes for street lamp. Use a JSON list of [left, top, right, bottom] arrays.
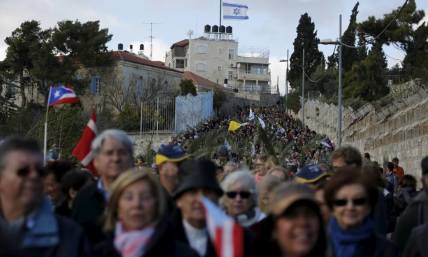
[[319, 14, 347, 148], [279, 49, 289, 114]]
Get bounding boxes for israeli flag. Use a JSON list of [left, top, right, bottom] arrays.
[[223, 2, 249, 20]]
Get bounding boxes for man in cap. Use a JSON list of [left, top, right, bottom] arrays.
[[72, 129, 134, 244], [394, 156, 428, 252], [0, 137, 91, 257], [155, 143, 188, 196], [294, 164, 330, 186]]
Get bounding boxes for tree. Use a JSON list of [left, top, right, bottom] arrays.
[[213, 89, 226, 112], [2, 21, 50, 108], [342, 2, 360, 72], [288, 13, 324, 91], [179, 79, 197, 96], [402, 22, 428, 80], [344, 43, 389, 103], [0, 19, 113, 108]]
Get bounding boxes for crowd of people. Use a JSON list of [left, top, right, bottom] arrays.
[[0, 119, 427, 257], [172, 106, 334, 169]]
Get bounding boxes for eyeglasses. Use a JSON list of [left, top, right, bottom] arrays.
[[226, 191, 252, 199], [333, 197, 367, 207], [17, 165, 46, 178]]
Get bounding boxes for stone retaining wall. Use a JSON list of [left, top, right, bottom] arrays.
[[298, 81, 428, 180]]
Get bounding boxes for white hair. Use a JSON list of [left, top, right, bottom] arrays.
[[91, 129, 134, 157], [221, 169, 258, 206]]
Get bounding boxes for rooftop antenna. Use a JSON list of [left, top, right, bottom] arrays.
[[187, 30, 194, 39], [142, 22, 161, 60]]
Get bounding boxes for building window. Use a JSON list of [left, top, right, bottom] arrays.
[[218, 66, 222, 71], [175, 59, 185, 69], [90, 76, 101, 95], [196, 62, 207, 72], [96, 77, 101, 94], [228, 71, 233, 80], [196, 44, 208, 54], [229, 49, 235, 59]]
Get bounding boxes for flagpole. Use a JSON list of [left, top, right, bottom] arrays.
[[43, 87, 52, 163]]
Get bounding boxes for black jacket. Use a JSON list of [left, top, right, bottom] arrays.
[[71, 182, 106, 245], [403, 223, 428, 257], [94, 217, 198, 257], [19, 216, 92, 257], [393, 190, 428, 251], [169, 210, 255, 257]]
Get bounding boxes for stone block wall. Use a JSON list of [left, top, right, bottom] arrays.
[[298, 81, 428, 180]]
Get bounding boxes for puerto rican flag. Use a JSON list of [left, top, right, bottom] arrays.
[[72, 112, 97, 175], [201, 197, 244, 257], [48, 85, 79, 107]]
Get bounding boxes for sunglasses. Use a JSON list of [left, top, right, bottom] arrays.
[[226, 191, 252, 199], [333, 197, 367, 207], [17, 165, 46, 178]]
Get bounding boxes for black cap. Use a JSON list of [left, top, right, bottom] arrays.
[[173, 159, 223, 199]]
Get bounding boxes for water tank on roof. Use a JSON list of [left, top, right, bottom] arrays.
[[212, 25, 219, 33], [140, 44, 144, 50], [226, 26, 233, 34], [204, 25, 211, 33], [118, 43, 123, 50], [219, 25, 226, 33]]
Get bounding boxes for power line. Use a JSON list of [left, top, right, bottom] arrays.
[[375, 0, 409, 40]]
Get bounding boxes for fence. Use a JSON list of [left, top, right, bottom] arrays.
[[139, 96, 175, 136], [175, 91, 214, 133]]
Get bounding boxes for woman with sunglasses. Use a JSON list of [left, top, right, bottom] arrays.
[[221, 170, 266, 227], [324, 168, 399, 257]]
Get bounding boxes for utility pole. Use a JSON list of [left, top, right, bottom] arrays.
[[286, 49, 289, 114], [219, 0, 222, 27], [279, 49, 289, 114], [301, 48, 305, 127], [338, 14, 343, 147], [320, 14, 349, 147]]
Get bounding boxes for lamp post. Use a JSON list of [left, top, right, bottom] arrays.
[[319, 14, 354, 148], [279, 49, 289, 114]]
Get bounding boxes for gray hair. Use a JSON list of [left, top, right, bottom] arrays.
[[221, 169, 258, 206], [91, 129, 134, 157]]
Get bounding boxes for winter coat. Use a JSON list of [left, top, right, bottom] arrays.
[[94, 217, 198, 257], [8, 198, 92, 257], [403, 223, 428, 257], [393, 190, 428, 251], [71, 181, 106, 245], [169, 209, 255, 257]]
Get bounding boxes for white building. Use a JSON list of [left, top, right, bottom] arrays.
[[165, 26, 271, 94]]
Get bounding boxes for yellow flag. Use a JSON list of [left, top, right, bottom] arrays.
[[228, 120, 241, 132]]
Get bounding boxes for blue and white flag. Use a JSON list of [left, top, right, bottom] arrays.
[[223, 2, 249, 20], [48, 85, 79, 107]]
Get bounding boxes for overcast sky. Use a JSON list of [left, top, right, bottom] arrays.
[[0, 0, 427, 94]]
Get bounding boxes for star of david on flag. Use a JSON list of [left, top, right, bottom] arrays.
[[223, 2, 249, 20], [48, 85, 80, 107]]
